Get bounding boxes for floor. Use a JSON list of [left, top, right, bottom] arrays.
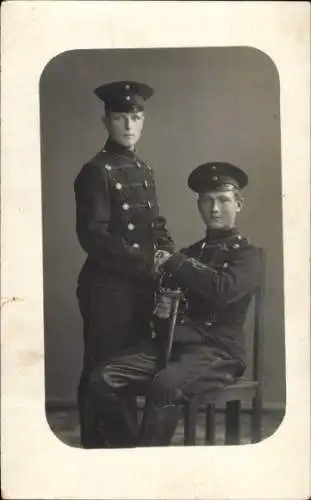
[[46, 406, 285, 447]]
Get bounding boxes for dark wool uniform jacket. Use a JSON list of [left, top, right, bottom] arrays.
[[162, 227, 262, 367], [74, 139, 174, 291]]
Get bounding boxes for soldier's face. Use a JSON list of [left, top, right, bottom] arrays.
[[197, 190, 243, 229], [104, 111, 145, 148]]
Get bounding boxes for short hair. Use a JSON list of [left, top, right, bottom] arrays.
[[234, 188, 244, 203]]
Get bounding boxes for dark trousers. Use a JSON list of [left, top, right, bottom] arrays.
[[88, 334, 242, 447], [76, 281, 154, 448]]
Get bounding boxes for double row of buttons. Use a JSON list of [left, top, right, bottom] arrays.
[[128, 216, 159, 250]]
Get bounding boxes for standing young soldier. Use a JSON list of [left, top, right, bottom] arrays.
[[74, 81, 174, 448]]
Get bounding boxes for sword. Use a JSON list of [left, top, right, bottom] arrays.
[[163, 288, 183, 366], [152, 284, 183, 369]]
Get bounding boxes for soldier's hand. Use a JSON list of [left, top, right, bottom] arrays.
[[153, 294, 172, 319], [154, 250, 171, 274]]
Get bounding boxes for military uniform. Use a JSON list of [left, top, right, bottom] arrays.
[[74, 81, 174, 447], [87, 162, 262, 448]]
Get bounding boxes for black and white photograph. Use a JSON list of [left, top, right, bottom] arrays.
[[2, 2, 309, 499], [41, 47, 285, 449]]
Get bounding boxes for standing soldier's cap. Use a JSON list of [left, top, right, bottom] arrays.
[[188, 162, 248, 193], [94, 80, 154, 113]]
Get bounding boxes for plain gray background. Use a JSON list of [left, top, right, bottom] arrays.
[[40, 47, 285, 408]]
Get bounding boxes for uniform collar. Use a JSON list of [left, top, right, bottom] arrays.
[[104, 138, 138, 160], [205, 226, 239, 243]]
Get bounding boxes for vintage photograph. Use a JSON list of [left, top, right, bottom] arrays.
[[40, 47, 285, 449]]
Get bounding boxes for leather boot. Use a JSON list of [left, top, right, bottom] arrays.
[[78, 373, 102, 448], [90, 387, 140, 448], [138, 401, 181, 446]]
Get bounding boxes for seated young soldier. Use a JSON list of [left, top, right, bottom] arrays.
[[87, 162, 262, 448]]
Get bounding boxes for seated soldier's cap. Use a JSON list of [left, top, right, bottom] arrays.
[[94, 80, 154, 113], [188, 162, 248, 193]]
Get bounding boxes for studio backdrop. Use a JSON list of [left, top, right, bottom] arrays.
[[39, 47, 285, 410]]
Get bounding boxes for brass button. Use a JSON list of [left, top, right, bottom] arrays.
[[128, 223, 135, 231], [122, 203, 130, 210], [125, 84, 130, 90], [132, 243, 140, 249], [125, 95, 131, 101], [115, 182, 122, 190], [212, 176, 218, 181], [147, 201, 152, 209], [143, 180, 149, 189], [223, 262, 229, 268], [105, 164, 112, 171]]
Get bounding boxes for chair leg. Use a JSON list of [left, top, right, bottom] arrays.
[[184, 396, 199, 445], [205, 404, 216, 445], [225, 400, 241, 445], [251, 393, 262, 443]]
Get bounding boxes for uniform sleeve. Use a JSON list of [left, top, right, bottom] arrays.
[[74, 163, 151, 277], [150, 169, 175, 253], [154, 216, 176, 252], [163, 245, 261, 305]]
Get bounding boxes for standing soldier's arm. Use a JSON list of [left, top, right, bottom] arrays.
[[150, 167, 175, 254], [154, 216, 176, 253]]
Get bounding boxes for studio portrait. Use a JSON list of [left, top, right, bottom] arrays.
[[40, 46, 285, 449]]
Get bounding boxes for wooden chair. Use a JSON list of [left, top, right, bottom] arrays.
[[183, 248, 266, 446]]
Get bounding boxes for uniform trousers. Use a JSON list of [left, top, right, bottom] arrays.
[[88, 330, 243, 447], [76, 281, 154, 448]]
